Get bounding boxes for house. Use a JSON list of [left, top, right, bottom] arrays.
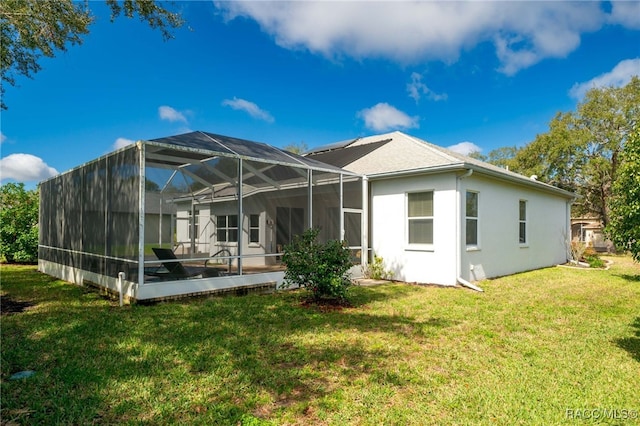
[[571, 216, 612, 253], [306, 131, 576, 286], [38, 130, 574, 301]]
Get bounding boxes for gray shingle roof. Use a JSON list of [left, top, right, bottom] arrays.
[[307, 131, 575, 198]]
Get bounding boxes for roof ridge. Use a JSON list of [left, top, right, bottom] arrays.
[[398, 132, 464, 164]]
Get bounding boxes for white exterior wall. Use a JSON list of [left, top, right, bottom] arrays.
[[370, 174, 459, 286], [174, 204, 212, 254], [239, 198, 275, 267], [175, 209, 189, 249], [459, 174, 570, 281], [195, 207, 211, 254]]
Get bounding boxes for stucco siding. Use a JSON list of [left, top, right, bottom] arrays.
[[370, 174, 458, 285], [460, 175, 570, 281]]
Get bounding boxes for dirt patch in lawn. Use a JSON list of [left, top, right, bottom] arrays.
[[1, 294, 35, 315]]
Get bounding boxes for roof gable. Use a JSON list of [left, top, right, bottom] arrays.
[[307, 131, 464, 175]]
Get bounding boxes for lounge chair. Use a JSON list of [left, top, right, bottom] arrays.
[[148, 248, 222, 279]]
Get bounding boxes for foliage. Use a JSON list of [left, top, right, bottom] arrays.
[[1, 258, 639, 424], [282, 141, 309, 155], [469, 146, 519, 170], [0, 183, 39, 263], [511, 77, 640, 226], [282, 228, 353, 302], [363, 254, 391, 280], [606, 125, 640, 261], [583, 254, 605, 269], [0, 0, 183, 109]]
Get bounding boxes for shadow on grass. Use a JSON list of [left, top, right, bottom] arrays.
[[1, 267, 454, 424], [615, 317, 640, 363], [614, 273, 640, 282]]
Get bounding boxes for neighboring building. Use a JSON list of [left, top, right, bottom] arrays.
[[306, 131, 576, 286], [571, 216, 612, 252], [38, 130, 575, 301]]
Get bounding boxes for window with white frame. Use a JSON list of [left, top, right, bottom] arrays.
[[249, 214, 260, 244], [519, 200, 527, 244], [466, 191, 478, 246], [407, 191, 434, 245], [217, 214, 238, 243]]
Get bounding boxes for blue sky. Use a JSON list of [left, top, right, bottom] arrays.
[[1, 1, 639, 187]]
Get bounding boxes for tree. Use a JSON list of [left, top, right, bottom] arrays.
[[0, 0, 183, 109], [470, 146, 520, 170], [283, 141, 309, 155], [0, 183, 39, 263], [511, 77, 640, 227], [606, 125, 640, 261], [511, 111, 584, 192]]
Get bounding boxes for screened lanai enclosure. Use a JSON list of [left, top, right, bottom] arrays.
[[39, 132, 365, 301]]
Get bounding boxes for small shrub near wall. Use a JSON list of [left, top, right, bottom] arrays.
[[363, 255, 391, 280], [282, 228, 352, 303], [569, 241, 587, 263], [583, 248, 605, 268]]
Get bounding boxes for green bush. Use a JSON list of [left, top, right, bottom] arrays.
[[0, 183, 39, 263], [584, 254, 605, 269], [282, 228, 352, 302]]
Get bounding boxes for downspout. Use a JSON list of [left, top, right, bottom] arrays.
[[456, 169, 483, 292], [361, 175, 369, 272]]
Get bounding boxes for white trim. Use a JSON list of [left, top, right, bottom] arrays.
[[406, 190, 434, 248], [519, 199, 528, 245], [465, 190, 480, 250], [38, 245, 138, 263]]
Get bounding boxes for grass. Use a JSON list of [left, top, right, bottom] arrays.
[[1, 256, 639, 425]]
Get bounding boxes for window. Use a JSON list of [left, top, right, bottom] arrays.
[[407, 191, 434, 245], [249, 214, 260, 244], [519, 200, 527, 244], [217, 214, 238, 243], [466, 191, 478, 246]]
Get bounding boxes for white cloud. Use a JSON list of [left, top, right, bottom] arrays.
[[358, 103, 419, 132], [216, 1, 615, 75], [222, 97, 274, 123], [0, 153, 58, 182], [609, 1, 640, 29], [569, 58, 640, 99], [158, 105, 188, 123], [0, 132, 6, 144], [407, 72, 447, 103], [447, 142, 482, 156], [113, 137, 135, 150]]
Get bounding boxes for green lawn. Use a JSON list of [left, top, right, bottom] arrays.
[[1, 257, 639, 425]]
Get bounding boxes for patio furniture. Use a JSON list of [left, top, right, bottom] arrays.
[[148, 248, 222, 279]]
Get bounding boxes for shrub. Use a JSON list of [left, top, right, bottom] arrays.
[[363, 254, 391, 280], [583, 246, 597, 258], [0, 183, 39, 263], [282, 228, 353, 302], [569, 241, 587, 263], [584, 254, 605, 269]]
